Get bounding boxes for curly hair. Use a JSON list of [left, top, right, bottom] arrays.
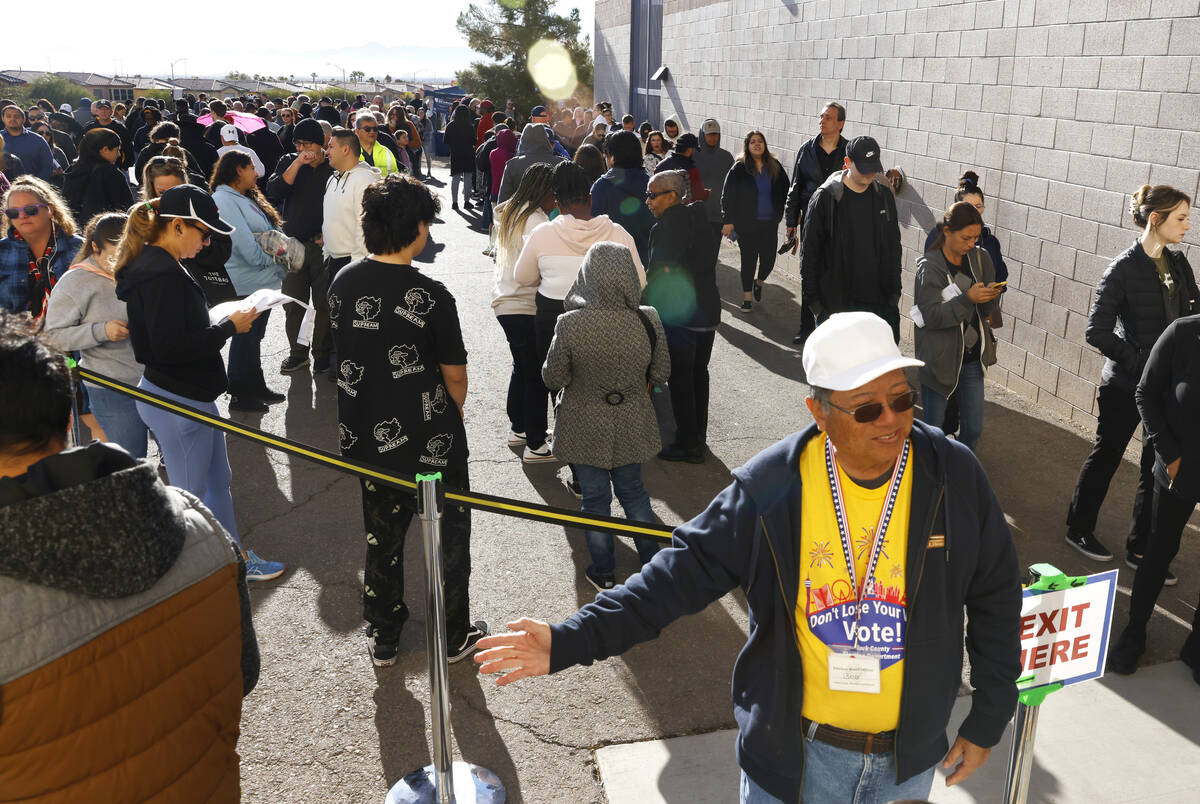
[[362, 174, 441, 254], [1, 176, 77, 237]]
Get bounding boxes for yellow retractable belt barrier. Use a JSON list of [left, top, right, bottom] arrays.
[[78, 368, 676, 543]]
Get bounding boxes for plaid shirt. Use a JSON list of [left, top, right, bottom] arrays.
[[0, 230, 83, 315]]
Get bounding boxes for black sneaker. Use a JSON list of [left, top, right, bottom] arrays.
[[740, 300, 752, 313], [256, 387, 286, 404], [464, 201, 475, 212], [1107, 629, 1145, 675], [753, 282, 763, 302], [280, 354, 310, 373], [230, 395, 269, 413], [658, 443, 705, 464], [313, 355, 331, 373], [1066, 531, 1113, 562], [1125, 553, 1177, 586], [791, 328, 805, 345], [448, 621, 489, 664], [585, 568, 616, 593], [366, 626, 399, 668]]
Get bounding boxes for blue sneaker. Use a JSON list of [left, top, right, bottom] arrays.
[[244, 550, 285, 581]]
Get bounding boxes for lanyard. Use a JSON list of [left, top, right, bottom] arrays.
[[15, 227, 57, 324], [824, 436, 909, 645]]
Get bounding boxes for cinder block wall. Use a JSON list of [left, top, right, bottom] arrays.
[[596, 0, 1200, 430]]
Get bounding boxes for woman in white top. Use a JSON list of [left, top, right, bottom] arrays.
[[643, 130, 669, 175], [513, 161, 646, 464], [492, 163, 556, 460]]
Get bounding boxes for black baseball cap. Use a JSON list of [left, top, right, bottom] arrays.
[[846, 136, 884, 175], [95, 99, 112, 109], [157, 185, 236, 235]]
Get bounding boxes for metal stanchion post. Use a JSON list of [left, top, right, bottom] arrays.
[[386, 473, 505, 804], [1002, 700, 1039, 804], [67, 357, 83, 447]]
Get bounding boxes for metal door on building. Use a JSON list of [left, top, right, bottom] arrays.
[[629, 0, 663, 126]]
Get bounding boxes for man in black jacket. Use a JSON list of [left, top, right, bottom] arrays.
[[80, 100, 133, 168], [475, 312, 1020, 803], [266, 118, 335, 375], [644, 169, 721, 463], [800, 136, 902, 342]]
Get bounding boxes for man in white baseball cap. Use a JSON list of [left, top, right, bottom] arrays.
[[216, 122, 265, 177], [472, 311, 1021, 803]]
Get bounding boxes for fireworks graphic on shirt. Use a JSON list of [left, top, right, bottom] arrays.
[[891, 564, 902, 579], [855, 526, 890, 561], [808, 540, 835, 570]]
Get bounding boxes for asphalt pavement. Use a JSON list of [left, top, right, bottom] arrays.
[[222, 160, 1199, 803]]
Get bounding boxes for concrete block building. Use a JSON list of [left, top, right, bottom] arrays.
[[594, 0, 1200, 428]]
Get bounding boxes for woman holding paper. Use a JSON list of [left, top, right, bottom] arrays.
[[211, 150, 287, 412], [912, 201, 1001, 451], [114, 184, 284, 581]]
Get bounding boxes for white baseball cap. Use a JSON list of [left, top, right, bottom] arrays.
[[802, 312, 923, 391], [220, 123, 238, 141]]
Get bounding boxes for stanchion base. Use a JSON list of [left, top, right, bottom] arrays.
[[385, 762, 506, 804]]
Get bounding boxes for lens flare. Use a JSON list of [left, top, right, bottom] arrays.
[[528, 39, 578, 101]]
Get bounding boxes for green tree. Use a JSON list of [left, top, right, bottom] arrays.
[[384, 74, 393, 83], [8, 74, 91, 109], [455, 0, 594, 116]]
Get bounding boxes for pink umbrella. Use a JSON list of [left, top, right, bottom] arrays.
[[197, 110, 266, 134]]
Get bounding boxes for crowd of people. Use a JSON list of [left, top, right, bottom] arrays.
[[1, 84, 1198, 804]]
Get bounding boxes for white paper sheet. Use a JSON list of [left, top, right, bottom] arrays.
[[209, 288, 308, 324], [296, 305, 317, 347]]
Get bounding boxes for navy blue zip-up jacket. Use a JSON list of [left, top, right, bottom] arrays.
[[549, 420, 1020, 802]]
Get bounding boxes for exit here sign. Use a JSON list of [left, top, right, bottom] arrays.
[[1016, 569, 1119, 691]]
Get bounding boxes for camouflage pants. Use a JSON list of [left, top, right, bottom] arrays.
[[360, 471, 472, 645]]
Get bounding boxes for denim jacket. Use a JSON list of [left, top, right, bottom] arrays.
[[0, 230, 84, 314]]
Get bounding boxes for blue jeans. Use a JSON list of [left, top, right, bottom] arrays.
[[739, 736, 936, 804], [86, 381, 149, 458], [227, 308, 271, 395], [575, 462, 661, 576], [135, 377, 240, 546], [921, 359, 985, 451]]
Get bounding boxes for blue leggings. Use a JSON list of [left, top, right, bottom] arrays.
[[136, 377, 240, 546]]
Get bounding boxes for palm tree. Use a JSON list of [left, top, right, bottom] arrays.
[[349, 70, 365, 84]]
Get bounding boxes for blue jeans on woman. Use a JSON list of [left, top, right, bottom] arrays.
[[136, 377, 240, 547], [575, 462, 661, 576], [739, 735, 936, 803], [86, 381, 149, 458], [921, 359, 985, 451], [227, 308, 271, 396]]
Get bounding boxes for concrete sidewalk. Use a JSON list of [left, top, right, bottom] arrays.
[[596, 661, 1200, 803]]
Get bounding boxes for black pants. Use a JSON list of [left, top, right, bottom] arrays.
[[1121, 478, 1200, 658], [497, 313, 549, 450], [736, 222, 778, 293], [325, 254, 352, 285], [360, 471, 472, 645], [665, 327, 716, 449], [1067, 383, 1154, 553], [282, 239, 331, 360]]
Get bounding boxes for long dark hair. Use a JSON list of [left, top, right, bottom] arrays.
[[78, 128, 122, 165], [209, 150, 282, 227], [738, 130, 781, 181], [932, 201, 984, 251]]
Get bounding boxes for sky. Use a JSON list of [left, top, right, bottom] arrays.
[[4, 1, 595, 83]]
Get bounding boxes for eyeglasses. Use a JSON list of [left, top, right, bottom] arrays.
[[825, 390, 918, 424], [645, 190, 671, 201], [4, 203, 49, 220], [184, 221, 212, 244], [360, 126, 377, 132]]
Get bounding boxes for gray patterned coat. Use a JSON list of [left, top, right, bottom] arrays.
[[543, 242, 671, 469]]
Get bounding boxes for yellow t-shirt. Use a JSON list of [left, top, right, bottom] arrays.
[[796, 432, 911, 733]]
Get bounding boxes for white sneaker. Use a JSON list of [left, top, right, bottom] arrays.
[[507, 430, 526, 447], [522, 443, 557, 464]]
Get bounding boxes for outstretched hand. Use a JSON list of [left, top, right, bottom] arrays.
[[474, 618, 552, 686], [942, 735, 990, 786]]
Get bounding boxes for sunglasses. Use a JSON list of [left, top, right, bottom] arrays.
[[825, 390, 918, 424], [360, 126, 377, 132], [184, 221, 212, 244], [645, 190, 671, 201], [4, 203, 49, 220]]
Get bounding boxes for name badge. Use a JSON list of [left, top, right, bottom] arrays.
[[941, 283, 963, 302], [828, 651, 881, 694]]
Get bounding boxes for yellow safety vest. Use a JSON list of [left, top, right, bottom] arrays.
[[359, 141, 402, 177]]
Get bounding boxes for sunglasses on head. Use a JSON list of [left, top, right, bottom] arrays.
[[4, 203, 49, 220], [826, 389, 918, 423]]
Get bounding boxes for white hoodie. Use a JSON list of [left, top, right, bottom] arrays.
[[322, 162, 380, 261], [513, 214, 646, 301]]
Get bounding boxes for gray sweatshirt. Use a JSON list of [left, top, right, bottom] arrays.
[[41, 265, 143, 386]]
